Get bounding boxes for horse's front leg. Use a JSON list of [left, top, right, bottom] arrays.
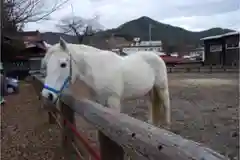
[[107, 96, 122, 112], [96, 95, 121, 148]]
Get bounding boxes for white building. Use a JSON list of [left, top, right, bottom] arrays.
[[121, 38, 164, 55]]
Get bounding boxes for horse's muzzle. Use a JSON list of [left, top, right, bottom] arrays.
[[41, 89, 57, 103], [48, 92, 54, 101]]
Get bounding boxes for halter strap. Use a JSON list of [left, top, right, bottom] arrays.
[[43, 76, 70, 94]]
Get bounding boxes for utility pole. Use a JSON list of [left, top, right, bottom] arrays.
[[149, 24, 152, 42]]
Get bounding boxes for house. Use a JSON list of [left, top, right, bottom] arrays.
[[110, 36, 163, 55], [2, 30, 47, 79], [20, 31, 48, 74], [200, 31, 239, 66], [2, 30, 47, 60], [121, 39, 163, 55], [20, 30, 47, 58], [110, 36, 187, 65]]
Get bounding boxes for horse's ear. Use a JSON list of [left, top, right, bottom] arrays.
[[59, 37, 67, 51]]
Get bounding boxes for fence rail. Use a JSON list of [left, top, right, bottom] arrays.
[[31, 74, 230, 160], [167, 65, 239, 73]]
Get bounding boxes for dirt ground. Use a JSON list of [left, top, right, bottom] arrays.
[[122, 73, 239, 160], [1, 73, 239, 160], [1, 83, 66, 160]]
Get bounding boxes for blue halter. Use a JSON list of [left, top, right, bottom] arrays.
[[43, 76, 70, 94]]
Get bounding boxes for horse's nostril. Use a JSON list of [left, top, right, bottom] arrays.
[[48, 93, 54, 101]]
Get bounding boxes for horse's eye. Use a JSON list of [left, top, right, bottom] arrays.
[[60, 63, 66, 68]]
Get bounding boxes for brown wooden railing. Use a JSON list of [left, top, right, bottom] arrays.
[[31, 74, 230, 160]]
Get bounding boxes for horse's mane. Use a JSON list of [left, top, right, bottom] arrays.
[[42, 43, 103, 67]]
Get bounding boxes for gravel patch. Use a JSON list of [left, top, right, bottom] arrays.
[[1, 83, 67, 160]]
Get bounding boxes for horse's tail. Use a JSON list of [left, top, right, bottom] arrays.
[[140, 52, 170, 127], [149, 85, 161, 125], [150, 85, 171, 128]]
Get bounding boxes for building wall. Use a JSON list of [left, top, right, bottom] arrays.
[[224, 35, 239, 66], [225, 48, 239, 66], [29, 58, 43, 72], [204, 38, 224, 65], [3, 60, 30, 73], [203, 33, 239, 66]]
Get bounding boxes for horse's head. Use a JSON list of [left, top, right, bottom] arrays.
[[41, 37, 75, 103]]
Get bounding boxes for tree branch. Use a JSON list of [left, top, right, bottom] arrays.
[[56, 14, 103, 44]]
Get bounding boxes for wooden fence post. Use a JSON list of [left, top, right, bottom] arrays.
[[48, 112, 56, 124], [42, 100, 56, 124], [99, 131, 124, 160], [31, 76, 56, 124], [223, 65, 226, 72], [60, 100, 76, 159]]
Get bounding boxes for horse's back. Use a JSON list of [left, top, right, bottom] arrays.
[[121, 53, 156, 98], [133, 51, 168, 87], [121, 51, 168, 98], [82, 50, 123, 94]]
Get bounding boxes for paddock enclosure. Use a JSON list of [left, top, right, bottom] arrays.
[[1, 71, 238, 160]]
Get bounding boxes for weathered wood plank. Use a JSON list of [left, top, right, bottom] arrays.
[[31, 75, 44, 97], [48, 112, 56, 124], [61, 91, 229, 160]]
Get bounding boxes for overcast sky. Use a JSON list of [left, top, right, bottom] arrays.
[[24, 0, 240, 32]]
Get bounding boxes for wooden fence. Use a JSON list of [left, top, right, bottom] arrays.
[[167, 65, 239, 73], [31, 74, 230, 160]]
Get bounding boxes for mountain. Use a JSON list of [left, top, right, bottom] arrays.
[[41, 16, 234, 48], [98, 16, 234, 46]]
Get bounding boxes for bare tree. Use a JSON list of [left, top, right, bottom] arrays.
[[56, 14, 104, 44], [2, 0, 69, 31]]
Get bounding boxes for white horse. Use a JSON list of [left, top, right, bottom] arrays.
[[41, 38, 171, 127]]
